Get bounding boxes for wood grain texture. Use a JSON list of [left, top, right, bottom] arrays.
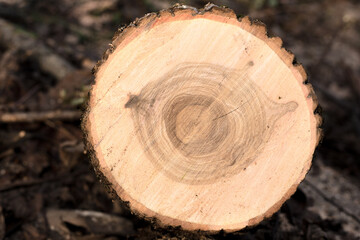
[[83, 3, 321, 232]]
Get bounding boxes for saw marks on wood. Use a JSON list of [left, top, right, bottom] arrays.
[[125, 63, 298, 184], [84, 4, 321, 232]]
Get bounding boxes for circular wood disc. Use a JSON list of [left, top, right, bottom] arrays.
[[84, 4, 321, 232]]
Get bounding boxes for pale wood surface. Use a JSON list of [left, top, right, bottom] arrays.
[[84, 4, 321, 231]]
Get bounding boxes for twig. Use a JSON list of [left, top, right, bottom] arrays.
[[15, 84, 41, 105], [0, 168, 87, 193], [0, 18, 75, 80], [0, 110, 81, 123], [0, 149, 14, 159], [303, 179, 360, 225], [45, 120, 78, 140]]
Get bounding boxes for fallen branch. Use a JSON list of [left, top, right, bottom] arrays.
[[0, 110, 81, 123]]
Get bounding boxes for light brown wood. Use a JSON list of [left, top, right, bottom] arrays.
[[83, 4, 321, 232]]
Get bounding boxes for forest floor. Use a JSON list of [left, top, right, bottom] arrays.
[[0, 0, 359, 239]]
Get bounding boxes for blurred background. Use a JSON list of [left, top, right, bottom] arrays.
[[0, 0, 359, 239]]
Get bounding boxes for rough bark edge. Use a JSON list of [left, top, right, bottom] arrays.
[[82, 3, 323, 233]]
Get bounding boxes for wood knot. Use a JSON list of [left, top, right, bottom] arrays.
[[124, 94, 140, 108]]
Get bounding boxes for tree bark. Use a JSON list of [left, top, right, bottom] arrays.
[[83, 4, 321, 232]]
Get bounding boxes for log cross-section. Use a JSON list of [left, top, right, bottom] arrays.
[[83, 4, 321, 232]]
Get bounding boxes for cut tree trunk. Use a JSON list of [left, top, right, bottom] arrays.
[[83, 4, 321, 232]]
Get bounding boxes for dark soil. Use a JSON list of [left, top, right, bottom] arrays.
[[0, 0, 359, 239]]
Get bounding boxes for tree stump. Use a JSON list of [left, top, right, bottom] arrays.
[[83, 4, 321, 232]]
